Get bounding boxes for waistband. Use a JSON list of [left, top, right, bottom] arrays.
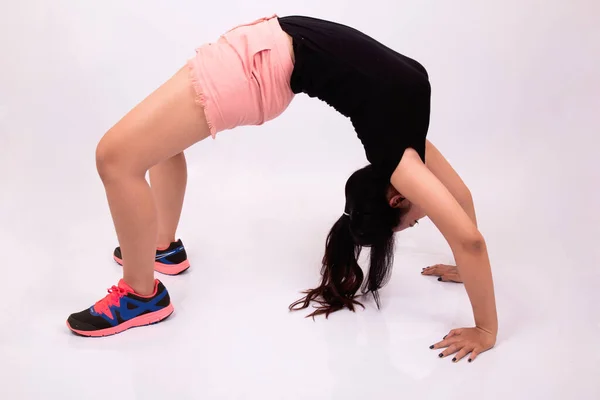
[[224, 14, 294, 71]]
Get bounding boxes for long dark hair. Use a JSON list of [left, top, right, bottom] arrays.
[[289, 165, 405, 318]]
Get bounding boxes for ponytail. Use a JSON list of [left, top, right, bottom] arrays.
[[290, 164, 403, 318], [362, 232, 396, 309], [289, 214, 365, 318]]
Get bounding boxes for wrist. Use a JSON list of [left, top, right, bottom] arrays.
[[476, 322, 498, 337], [475, 311, 498, 334]]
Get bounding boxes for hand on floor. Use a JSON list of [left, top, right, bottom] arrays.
[[422, 264, 463, 283], [430, 327, 496, 363]]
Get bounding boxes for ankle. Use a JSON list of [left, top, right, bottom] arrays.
[[156, 236, 176, 250], [124, 277, 156, 297]]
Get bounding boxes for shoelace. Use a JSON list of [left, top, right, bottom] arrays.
[[94, 285, 129, 316]]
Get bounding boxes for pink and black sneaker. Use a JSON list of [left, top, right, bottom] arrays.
[[66, 279, 174, 337], [113, 239, 190, 275]]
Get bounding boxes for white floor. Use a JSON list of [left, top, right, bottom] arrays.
[[1, 1, 600, 399]]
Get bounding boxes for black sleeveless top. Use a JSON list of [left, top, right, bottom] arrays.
[[278, 15, 431, 177]]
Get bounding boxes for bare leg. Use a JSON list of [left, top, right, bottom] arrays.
[[96, 65, 210, 295], [150, 152, 188, 249]]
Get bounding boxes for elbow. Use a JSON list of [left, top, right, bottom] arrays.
[[458, 230, 486, 254]]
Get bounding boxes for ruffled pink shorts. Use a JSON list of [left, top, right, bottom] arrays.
[[187, 15, 295, 137]]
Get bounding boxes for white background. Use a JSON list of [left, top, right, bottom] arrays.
[[1, 0, 599, 399]]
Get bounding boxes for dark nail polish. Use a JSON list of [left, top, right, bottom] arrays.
[[468, 359, 472, 363], [438, 353, 443, 358], [452, 358, 457, 362], [429, 345, 434, 349], [443, 335, 447, 339], [437, 277, 442, 281]]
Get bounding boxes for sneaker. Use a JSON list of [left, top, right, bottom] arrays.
[[66, 279, 174, 337], [113, 239, 190, 275]]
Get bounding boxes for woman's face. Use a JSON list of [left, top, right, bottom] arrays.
[[394, 202, 425, 232], [387, 188, 426, 232]]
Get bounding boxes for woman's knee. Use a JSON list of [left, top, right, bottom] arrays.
[[95, 132, 143, 183], [95, 137, 119, 183]]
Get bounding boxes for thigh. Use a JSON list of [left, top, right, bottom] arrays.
[[99, 65, 211, 172]]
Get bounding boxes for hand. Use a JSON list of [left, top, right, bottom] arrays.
[[430, 327, 496, 363], [422, 264, 463, 283]]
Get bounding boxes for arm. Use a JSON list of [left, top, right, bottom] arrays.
[[421, 140, 476, 281], [391, 148, 497, 360], [394, 140, 474, 233], [424, 140, 477, 226]]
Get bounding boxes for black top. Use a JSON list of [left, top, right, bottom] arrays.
[[278, 15, 431, 177]]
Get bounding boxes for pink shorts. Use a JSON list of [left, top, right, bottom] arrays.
[[187, 15, 295, 137]]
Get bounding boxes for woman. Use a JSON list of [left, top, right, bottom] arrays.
[[66, 15, 497, 363]]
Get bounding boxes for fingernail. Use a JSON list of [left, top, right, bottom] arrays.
[[452, 358, 457, 362], [437, 277, 442, 281], [438, 353, 443, 358], [443, 335, 447, 339], [468, 359, 472, 363], [429, 345, 434, 349]]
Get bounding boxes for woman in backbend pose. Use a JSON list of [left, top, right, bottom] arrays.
[[66, 15, 497, 363]]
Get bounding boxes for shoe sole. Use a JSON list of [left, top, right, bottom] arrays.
[[67, 303, 175, 337], [113, 255, 190, 276]]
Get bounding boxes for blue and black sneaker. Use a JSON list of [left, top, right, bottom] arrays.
[[66, 279, 174, 337], [113, 239, 190, 275]]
